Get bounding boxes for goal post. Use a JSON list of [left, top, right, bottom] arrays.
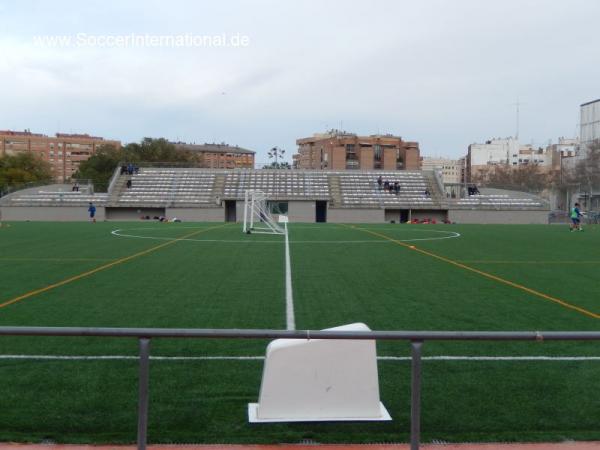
[[243, 190, 285, 235]]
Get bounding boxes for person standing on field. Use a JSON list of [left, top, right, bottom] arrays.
[[88, 202, 96, 223], [570, 203, 583, 232]]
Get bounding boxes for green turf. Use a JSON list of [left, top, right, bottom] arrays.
[[0, 221, 599, 444]]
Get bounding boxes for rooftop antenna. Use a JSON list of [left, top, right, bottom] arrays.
[[512, 97, 524, 141]]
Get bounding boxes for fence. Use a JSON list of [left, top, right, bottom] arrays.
[[1, 326, 599, 450]]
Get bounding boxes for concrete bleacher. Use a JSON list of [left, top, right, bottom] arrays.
[[336, 171, 436, 208], [2, 185, 107, 206], [452, 192, 546, 209], [114, 168, 217, 206], [1, 168, 548, 218], [223, 171, 330, 200]]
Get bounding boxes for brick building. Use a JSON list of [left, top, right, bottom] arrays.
[[294, 130, 420, 170], [0, 130, 121, 182], [173, 143, 255, 169]]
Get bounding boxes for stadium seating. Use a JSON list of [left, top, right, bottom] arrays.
[[1, 168, 548, 213], [4, 190, 108, 206], [453, 193, 544, 208], [224, 171, 330, 199], [114, 168, 217, 206]]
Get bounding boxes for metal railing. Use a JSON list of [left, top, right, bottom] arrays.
[[1, 327, 599, 450]]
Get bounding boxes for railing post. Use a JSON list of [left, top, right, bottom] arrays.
[[137, 338, 151, 450], [410, 340, 423, 450]]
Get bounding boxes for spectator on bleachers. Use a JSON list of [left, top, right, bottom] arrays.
[[120, 165, 127, 175], [468, 185, 480, 196], [377, 176, 383, 190], [383, 180, 390, 191], [72, 182, 79, 192], [394, 182, 400, 195], [425, 189, 430, 197], [127, 163, 134, 175], [126, 179, 132, 189]]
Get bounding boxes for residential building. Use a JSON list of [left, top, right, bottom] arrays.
[[173, 142, 255, 169], [420, 157, 463, 184], [0, 130, 121, 182], [294, 130, 420, 171], [581, 99, 600, 147], [466, 137, 558, 182]]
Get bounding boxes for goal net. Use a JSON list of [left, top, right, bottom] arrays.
[[242, 190, 285, 235]]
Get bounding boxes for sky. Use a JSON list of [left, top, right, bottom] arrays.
[[0, 0, 599, 164]]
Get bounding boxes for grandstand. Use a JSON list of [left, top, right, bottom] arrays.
[[0, 166, 549, 223]]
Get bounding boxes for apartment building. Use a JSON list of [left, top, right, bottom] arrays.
[[294, 130, 420, 170], [173, 143, 255, 169], [0, 130, 121, 182], [466, 137, 560, 182], [420, 157, 463, 184]]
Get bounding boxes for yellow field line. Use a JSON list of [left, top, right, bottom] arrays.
[[0, 223, 229, 309], [344, 225, 600, 320], [459, 260, 600, 264], [0, 258, 114, 262]]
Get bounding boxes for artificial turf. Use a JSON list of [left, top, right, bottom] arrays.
[[0, 221, 599, 444]]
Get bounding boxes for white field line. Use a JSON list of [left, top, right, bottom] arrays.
[[1, 354, 599, 362], [285, 222, 295, 331], [111, 228, 460, 244]]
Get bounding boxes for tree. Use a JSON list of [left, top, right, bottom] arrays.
[[264, 161, 291, 169], [73, 144, 122, 192], [568, 139, 600, 210], [124, 138, 193, 163], [473, 163, 549, 193], [0, 152, 52, 192]]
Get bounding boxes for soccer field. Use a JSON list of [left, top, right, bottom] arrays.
[[0, 221, 599, 444]]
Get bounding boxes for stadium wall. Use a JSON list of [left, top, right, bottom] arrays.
[[448, 209, 548, 224], [410, 210, 448, 222], [327, 208, 384, 223], [287, 201, 316, 222], [166, 207, 225, 222], [0, 206, 105, 221], [106, 207, 165, 220]]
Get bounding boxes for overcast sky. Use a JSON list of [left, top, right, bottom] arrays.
[[1, 0, 599, 163]]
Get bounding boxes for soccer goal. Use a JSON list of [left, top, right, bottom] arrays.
[[242, 190, 285, 235]]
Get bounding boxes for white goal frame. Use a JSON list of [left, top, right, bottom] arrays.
[[242, 190, 285, 235]]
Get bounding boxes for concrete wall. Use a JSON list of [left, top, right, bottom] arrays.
[[448, 209, 548, 224], [0, 206, 105, 221], [166, 207, 225, 222], [327, 208, 384, 223], [288, 201, 316, 222], [106, 207, 165, 220], [411, 209, 448, 222]]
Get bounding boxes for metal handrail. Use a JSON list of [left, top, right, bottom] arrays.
[[2, 326, 599, 450]]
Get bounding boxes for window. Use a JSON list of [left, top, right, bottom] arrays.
[[345, 144, 357, 169], [374, 144, 383, 169], [396, 149, 404, 169]]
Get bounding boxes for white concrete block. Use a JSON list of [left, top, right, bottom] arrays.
[[248, 323, 391, 422]]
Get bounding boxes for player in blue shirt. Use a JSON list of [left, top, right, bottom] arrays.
[[88, 202, 96, 223]]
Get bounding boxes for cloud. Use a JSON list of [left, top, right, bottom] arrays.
[[1, 0, 599, 160]]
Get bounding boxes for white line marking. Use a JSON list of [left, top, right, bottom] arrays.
[[1, 355, 599, 362], [285, 222, 295, 331], [378, 356, 600, 361], [111, 228, 460, 244]]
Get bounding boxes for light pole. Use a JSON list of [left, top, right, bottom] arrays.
[[268, 146, 285, 168]]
